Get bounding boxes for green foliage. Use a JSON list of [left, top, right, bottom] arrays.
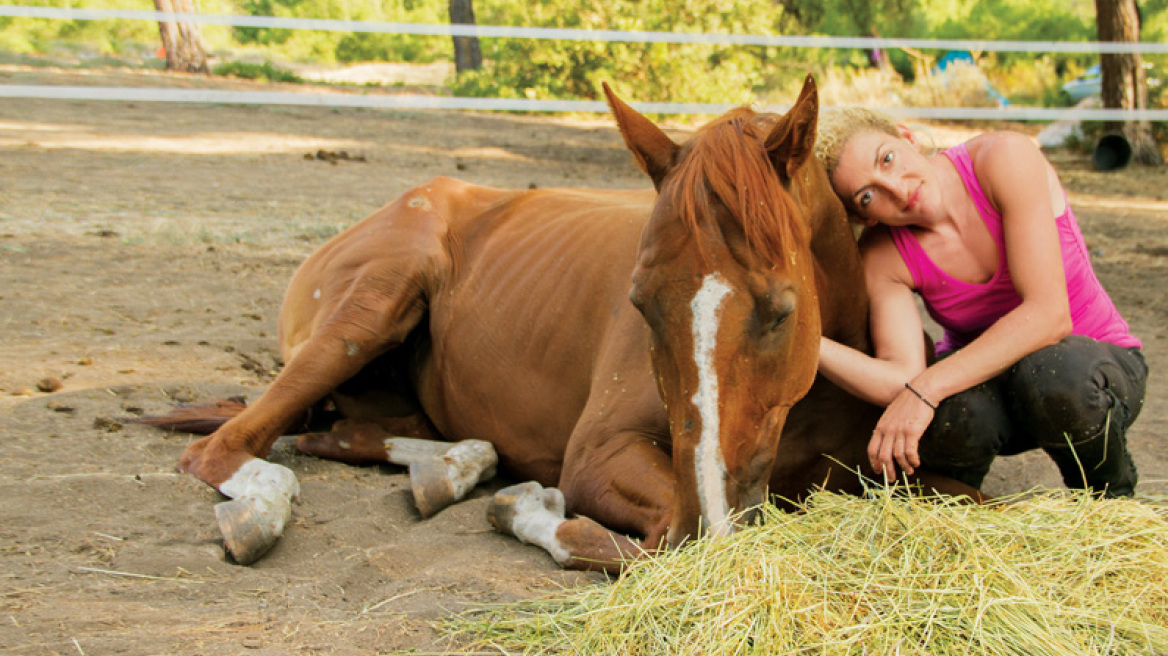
[[230, 0, 448, 64], [928, 0, 1095, 71], [0, 0, 241, 55], [778, 0, 924, 40], [334, 32, 442, 63], [213, 59, 303, 82], [0, 0, 447, 64], [0, 0, 160, 56], [233, 0, 295, 46], [453, 0, 792, 104]]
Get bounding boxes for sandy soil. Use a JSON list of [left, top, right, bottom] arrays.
[[1, 65, 1166, 655]]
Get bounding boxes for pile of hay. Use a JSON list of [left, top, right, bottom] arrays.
[[452, 489, 1168, 655]]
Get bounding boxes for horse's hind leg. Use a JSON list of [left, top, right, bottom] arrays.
[[180, 315, 420, 562], [297, 421, 498, 517], [178, 214, 449, 563]]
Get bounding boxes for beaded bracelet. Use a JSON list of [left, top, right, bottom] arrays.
[[904, 382, 937, 410]]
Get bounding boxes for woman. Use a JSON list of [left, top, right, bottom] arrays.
[[813, 108, 1147, 497]]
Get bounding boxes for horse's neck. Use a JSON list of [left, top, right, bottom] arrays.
[[809, 200, 872, 355]]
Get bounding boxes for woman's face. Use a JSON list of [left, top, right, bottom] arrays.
[[830, 127, 936, 227]]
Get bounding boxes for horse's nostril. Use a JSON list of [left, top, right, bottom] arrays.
[[737, 503, 763, 528], [733, 483, 768, 527]]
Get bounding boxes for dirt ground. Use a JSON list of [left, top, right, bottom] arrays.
[[1, 65, 1166, 655]]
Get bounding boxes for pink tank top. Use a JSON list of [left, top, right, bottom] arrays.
[[889, 143, 1140, 354]]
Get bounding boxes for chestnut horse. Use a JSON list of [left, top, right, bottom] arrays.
[[149, 76, 975, 569]]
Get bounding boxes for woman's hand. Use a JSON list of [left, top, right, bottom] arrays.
[[867, 387, 936, 479]]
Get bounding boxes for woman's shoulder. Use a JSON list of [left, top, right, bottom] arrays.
[[962, 132, 1052, 204], [857, 225, 914, 287], [963, 131, 1042, 166]]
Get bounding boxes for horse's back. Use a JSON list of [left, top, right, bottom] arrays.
[[280, 179, 649, 346], [441, 184, 656, 331]]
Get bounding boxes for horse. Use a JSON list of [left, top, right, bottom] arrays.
[[145, 76, 978, 569]]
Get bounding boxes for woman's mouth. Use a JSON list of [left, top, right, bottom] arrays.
[[904, 184, 922, 212]]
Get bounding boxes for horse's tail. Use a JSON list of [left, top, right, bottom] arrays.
[[132, 396, 250, 435]]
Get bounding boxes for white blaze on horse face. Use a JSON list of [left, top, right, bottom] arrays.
[[689, 273, 734, 538]]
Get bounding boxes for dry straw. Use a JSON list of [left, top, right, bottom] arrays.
[[449, 487, 1168, 655]]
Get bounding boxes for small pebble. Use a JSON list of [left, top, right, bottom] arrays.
[[46, 400, 75, 413], [93, 417, 123, 432], [37, 377, 63, 393]]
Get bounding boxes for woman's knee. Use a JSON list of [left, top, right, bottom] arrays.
[[1008, 337, 1145, 444], [919, 383, 1010, 478]]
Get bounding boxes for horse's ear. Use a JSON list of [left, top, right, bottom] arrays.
[[603, 82, 678, 190], [764, 74, 819, 183]]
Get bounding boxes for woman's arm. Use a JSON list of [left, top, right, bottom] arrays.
[[818, 226, 928, 406]]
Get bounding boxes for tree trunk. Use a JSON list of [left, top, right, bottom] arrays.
[[449, 0, 482, 74], [1094, 0, 1162, 165], [154, 0, 209, 74]]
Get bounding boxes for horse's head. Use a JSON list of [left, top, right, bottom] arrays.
[[606, 76, 826, 545]]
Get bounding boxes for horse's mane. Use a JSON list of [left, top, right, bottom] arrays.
[[668, 107, 809, 271]]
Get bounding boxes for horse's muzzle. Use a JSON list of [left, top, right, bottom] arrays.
[[731, 481, 767, 528]]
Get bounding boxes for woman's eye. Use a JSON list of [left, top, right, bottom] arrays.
[[882, 151, 894, 165], [859, 190, 873, 208]]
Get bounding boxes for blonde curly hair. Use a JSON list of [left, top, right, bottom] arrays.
[[813, 107, 900, 180]]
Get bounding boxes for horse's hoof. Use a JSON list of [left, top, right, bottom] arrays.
[[409, 440, 498, 518], [409, 456, 457, 518], [487, 481, 565, 538], [214, 497, 281, 565]]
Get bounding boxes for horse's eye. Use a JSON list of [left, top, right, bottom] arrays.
[[767, 306, 792, 332], [759, 289, 796, 334]]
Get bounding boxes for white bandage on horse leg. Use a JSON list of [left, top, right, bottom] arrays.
[[488, 481, 571, 564], [217, 458, 300, 538], [383, 436, 461, 466], [439, 440, 498, 498], [400, 439, 499, 517]]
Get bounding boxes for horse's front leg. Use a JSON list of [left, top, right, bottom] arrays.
[[489, 432, 674, 574]]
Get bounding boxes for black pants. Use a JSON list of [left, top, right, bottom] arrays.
[[918, 336, 1148, 497]]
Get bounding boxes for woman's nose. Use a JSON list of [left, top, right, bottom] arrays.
[[884, 177, 909, 205]]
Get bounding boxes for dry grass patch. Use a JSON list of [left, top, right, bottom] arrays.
[[450, 488, 1168, 655]]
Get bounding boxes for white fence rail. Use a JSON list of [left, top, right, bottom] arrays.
[[4, 84, 1167, 121], [1, 5, 1165, 119], [3, 6, 1168, 54]]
